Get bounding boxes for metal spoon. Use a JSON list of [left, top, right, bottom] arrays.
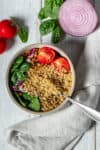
[[67, 97, 100, 123]]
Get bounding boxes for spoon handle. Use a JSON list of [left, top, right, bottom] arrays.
[[68, 97, 100, 123]]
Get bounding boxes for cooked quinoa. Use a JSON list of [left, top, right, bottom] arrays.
[[22, 61, 72, 112]]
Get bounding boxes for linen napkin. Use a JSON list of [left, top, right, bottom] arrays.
[[4, 28, 100, 150]]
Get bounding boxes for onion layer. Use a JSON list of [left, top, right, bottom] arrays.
[[59, 0, 98, 36]]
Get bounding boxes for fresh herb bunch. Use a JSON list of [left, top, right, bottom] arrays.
[[38, 0, 64, 43]]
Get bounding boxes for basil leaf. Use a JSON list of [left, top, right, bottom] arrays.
[[18, 26, 28, 43], [52, 25, 61, 43], [20, 62, 30, 73], [11, 56, 24, 73], [28, 97, 40, 111], [15, 92, 26, 107], [40, 20, 56, 35]]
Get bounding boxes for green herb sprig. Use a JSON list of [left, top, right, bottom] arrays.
[[38, 0, 64, 43]]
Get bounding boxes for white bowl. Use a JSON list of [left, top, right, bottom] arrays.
[[6, 43, 76, 115]]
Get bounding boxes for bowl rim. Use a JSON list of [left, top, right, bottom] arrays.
[[6, 43, 76, 115]]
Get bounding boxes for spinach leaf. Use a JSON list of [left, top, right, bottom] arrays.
[[22, 93, 41, 111], [51, 5, 59, 19], [45, 0, 52, 6], [38, 8, 46, 20], [52, 25, 61, 43], [15, 56, 24, 63], [39, 0, 64, 19], [20, 62, 30, 73], [11, 17, 28, 43], [28, 97, 40, 111], [11, 64, 19, 74], [11, 56, 24, 73], [16, 72, 25, 81], [38, 0, 64, 43], [11, 71, 17, 85], [15, 92, 26, 107], [22, 93, 33, 101], [18, 26, 28, 43], [55, 0, 64, 6], [40, 20, 56, 35]]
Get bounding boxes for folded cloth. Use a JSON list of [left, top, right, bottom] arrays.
[[4, 28, 100, 150]]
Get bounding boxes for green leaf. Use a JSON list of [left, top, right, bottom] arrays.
[[38, 0, 64, 43], [18, 26, 28, 43], [38, 8, 46, 20], [28, 97, 40, 111], [40, 20, 56, 35], [52, 25, 61, 43], [16, 72, 25, 81], [22, 93, 33, 101], [22, 93, 41, 111], [15, 92, 26, 107], [45, 0, 52, 6], [51, 5, 59, 19], [11, 64, 19, 74], [20, 62, 30, 73], [39, 0, 64, 20], [15, 56, 24, 64], [55, 0, 64, 6], [11, 56, 24, 73], [11, 71, 17, 84]]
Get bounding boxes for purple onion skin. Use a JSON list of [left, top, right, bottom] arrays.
[[17, 80, 23, 86], [12, 85, 18, 91], [29, 48, 35, 58], [12, 81, 24, 93]]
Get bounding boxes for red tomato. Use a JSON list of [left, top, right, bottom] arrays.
[[53, 57, 70, 71], [0, 38, 7, 54], [37, 47, 56, 64], [0, 19, 17, 39]]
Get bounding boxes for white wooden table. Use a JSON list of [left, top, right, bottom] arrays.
[[0, 0, 100, 150]]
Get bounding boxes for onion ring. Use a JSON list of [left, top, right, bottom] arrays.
[[59, 0, 98, 36]]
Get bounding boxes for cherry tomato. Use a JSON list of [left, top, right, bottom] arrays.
[[53, 57, 70, 71], [0, 38, 7, 54], [37, 47, 56, 64], [0, 19, 17, 39]]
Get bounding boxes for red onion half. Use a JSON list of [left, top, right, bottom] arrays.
[[59, 0, 98, 36]]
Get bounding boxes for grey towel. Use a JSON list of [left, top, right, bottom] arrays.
[[3, 28, 100, 150]]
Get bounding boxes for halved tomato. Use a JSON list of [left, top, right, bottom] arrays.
[[37, 47, 56, 64], [53, 57, 70, 71]]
